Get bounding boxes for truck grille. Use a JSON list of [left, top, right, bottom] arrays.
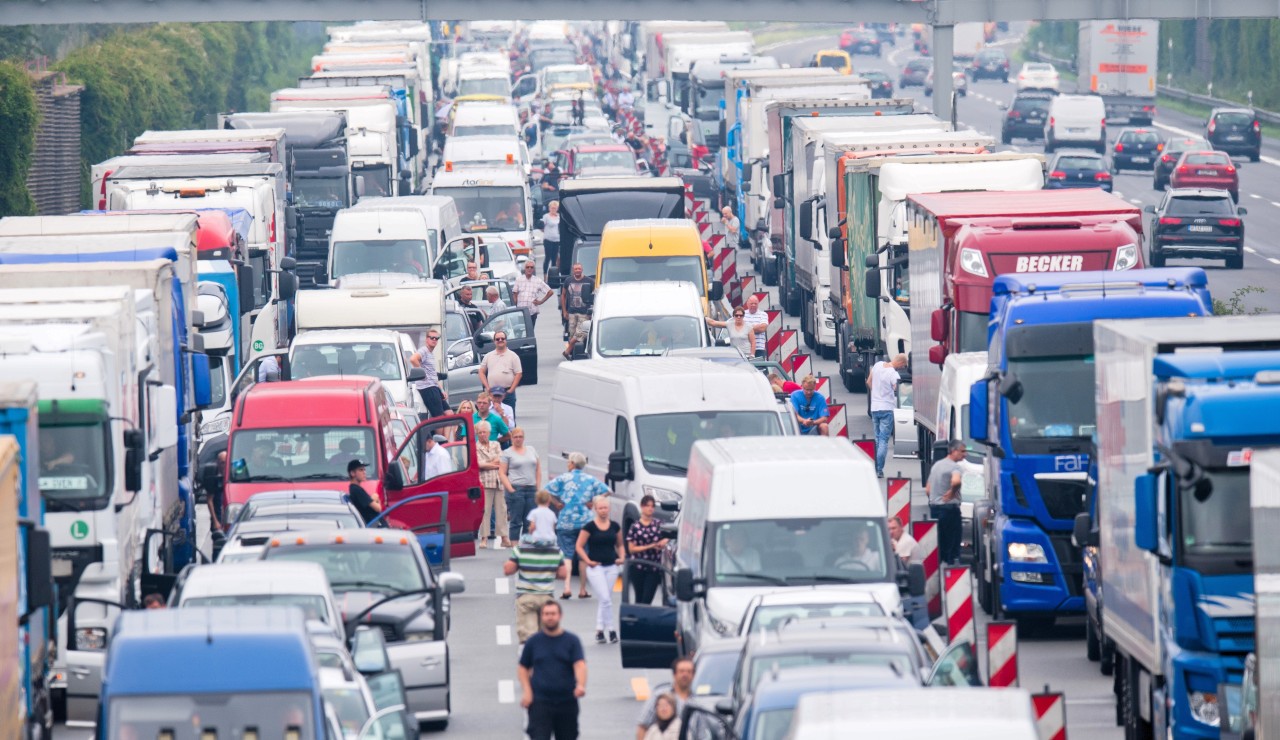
[[1037, 478, 1088, 521], [1048, 533, 1084, 597]]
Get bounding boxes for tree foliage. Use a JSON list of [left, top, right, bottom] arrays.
[[0, 61, 39, 217]]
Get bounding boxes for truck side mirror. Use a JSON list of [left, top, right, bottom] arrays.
[[828, 226, 842, 241], [278, 271, 299, 302], [407, 367, 426, 382], [150, 385, 179, 451], [864, 253, 880, 268], [607, 450, 634, 482], [771, 173, 785, 199], [997, 373, 1024, 404], [200, 460, 223, 495], [831, 242, 845, 268], [355, 175, 366, 199], [742, 160, 754, 182], [674, 567, 699, 602], [1133, 473, 1159, 553], [24, 524, 54, 611], [1072, 512, 1097, 548], [191, 353, 213, 409], [773, 197, 785, 210], [124, 429, 145, 494], [798, 200, 813, 242], [864, 269, 881, 299], [907, 563, 926, 597], [929, 308, 949, 342], [235, 263, 258, 314], [709, 281, 724, 302], [928, 344, 947, 366], [719, 120, 727, 148], [969, 381, 989, 443]]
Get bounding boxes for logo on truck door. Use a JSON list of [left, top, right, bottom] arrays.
[[1015, 255, 1084, 272]]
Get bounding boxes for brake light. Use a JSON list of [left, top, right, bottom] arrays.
[[1161, 153, 1173, 163], [1159, 217, 1182, 225], [1219, 218, 1242, 227], [1048, 170, 1066, 179], [1209, 120, 1217, 134], [1254, 121, 1262, 132], [1115, 142, 1124, 152], [1176, 165, 1189, 174], [1095, 171, 1112, 181], [1049, 116, 1055, 128], [1008, 110, 1021, 119], [269, 211, 276, 243], [1226, 164, 1236, 174], [1156, 142, 1164, 152]]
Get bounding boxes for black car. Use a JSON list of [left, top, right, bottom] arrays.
[[1207, 107, 1262, 161], [861, 69, 894, 98], [969, 48, 1009, 81], [1045, 151, 1112, 192], [1001, 92, 1052, 143], [1146, 188, 1246, 269], [899, 58, 931, 88], [1112, 128, 1163, 172], [1153, 135, 1211, 190], [868, 22, 896, 47], [846, 29, 882, 56]]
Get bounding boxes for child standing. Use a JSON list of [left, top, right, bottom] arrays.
[[525, 490, 559, 544]]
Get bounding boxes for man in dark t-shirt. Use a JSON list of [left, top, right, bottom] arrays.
[[347, 459, 382, 524], [518, 601, 586, 740]]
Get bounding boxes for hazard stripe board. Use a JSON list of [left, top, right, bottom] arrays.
[[886, 478, 911, 530], [826, 402, 847, 437], [987, 621, 1019, 688], [944, 566, 975, 646], [913, 521, 940, 619], [852, 438, 875, 461], [1032, 692, 1067, 740], [752, 292, 770, 310]]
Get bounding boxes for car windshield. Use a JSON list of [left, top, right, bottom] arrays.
[[1006, 356, 1095, 450], [445, 312, 471, 343], [229, 427, 379, 482], [458, 77, 509, 97], [577, 150, 634, 170], [711, 518, 889, 585], [635, 411, 781, 474], [818, 55, 846, 69], [1056, 156, 1103, 170], [596, 316, 703, 357], [293, 177, 349, 209], [1179, 467, 1252, 572], [434, 186, 526, 232], [746, 601, 884, 634], [599, 255, 704, 294], [694, 651, 740, 696], [324, 686, 370, 740], [183, 593, 330, 622], [331, 239, 431, 280], [746, 648, 915, 694], [292, 342, 403, 381], [39, 418, 111, 508], [266, 544, 427, 593], [1168, 196, 1234, 216], [1169, 138, 1210, 153], [907, 60, 930, 71], [1184, 153, 1230, 166], [1216, 112, 1256, 126], [1121, 131, 1160, 145], [863, 71, 888, 82], [244, 506, 362, 529], [693, 83, 724, 121], [1025, 63, 1053, 72], [109, 692, 315, 740]]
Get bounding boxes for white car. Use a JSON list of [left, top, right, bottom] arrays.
[[1016, 62, 1060, 92]]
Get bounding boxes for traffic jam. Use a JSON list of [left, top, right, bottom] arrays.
[[5, 14, 1280, 740]]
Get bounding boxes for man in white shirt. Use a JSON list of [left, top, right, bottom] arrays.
[[741, 294, 768, 358], [867, 354, 908, 478], [888, 516, 918, 563], [490, 386, 516, 428], [513, 261, 554, 325], [717, 527, 761, 575], [422, 434, 453, 480], [484, 286, 508, 316]]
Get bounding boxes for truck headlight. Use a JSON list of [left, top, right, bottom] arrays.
[[1113, 243, 1138, 271], [75, 627, 108, 651], [200, 416, 230, 436], [1007, 542, 1048, 563], [642, 486, 681, 505], [1188, 690, 1220, 726], [960, 247, 989, 278]]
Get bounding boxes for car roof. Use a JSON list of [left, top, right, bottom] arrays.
[[262, 526, 425, 549], [1118, 127, 1157, 135], [1213, 107, 1255, 115], [232, 517, 359, 536], [1052, 150, 1104, 159], [180, 561, 332, 595]]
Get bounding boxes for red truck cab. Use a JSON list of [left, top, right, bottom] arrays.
[[224, 377, 483, 558]]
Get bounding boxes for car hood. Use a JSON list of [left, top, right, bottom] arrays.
[[334, 588, 434, 629]]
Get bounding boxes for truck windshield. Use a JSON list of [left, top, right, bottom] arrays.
[[293, 177, 349, 209], [39, 420, 111, 510], [110, 692, 315, 740], [597, 316, 704, 357], [331, 239, 431, 280], [358, 165, 393, 198], [711, 517, 889, 586], [599, 256, 705, 295], [458, 77, 510, 97], [545, 69, 591, 86], [266, 545, 426, 594], [693, 84, 723, 121], [636, 411, 781, 475], [1179, 467, 1252, 574], [577, 150, 635, 170], [1005, 356, 1096, 453], [229, 427, 379, 482], [292, 342, 403, 382], [434, 186, 526, 232]]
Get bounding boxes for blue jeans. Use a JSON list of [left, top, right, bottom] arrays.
[[506, 486, 537, 542], [871, 410, 894, 475]]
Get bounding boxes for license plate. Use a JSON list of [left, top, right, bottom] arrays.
[[1068, 127, 1086, 133], [1197, 170, 1218, 176], [1227, 135, 1245, 141], [1188, 225, 1213, 233], [52, 559, 73, 578], [1131, 156, 1149, 163]]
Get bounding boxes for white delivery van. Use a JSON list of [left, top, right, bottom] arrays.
[[430, 165, 533, 258], [290, 328, 427, 414], [587, 281, 708, 359], [1044, 93, 1108, 153], [350, 194, 462, 267], [449, 102, 520, 138], [454, 67, 513, 102], [328, 208, 435, 284], [440, 135, 529, 176], [787, 688, 1039, 739], [548, 357, 785, 528]]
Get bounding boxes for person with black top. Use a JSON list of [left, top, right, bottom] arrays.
[[519, 600, 586, 740], [347, 459, 382, 524], [575, 495, 625, 644], [626, 495, 667, 605]]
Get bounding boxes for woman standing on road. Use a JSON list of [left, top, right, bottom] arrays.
[[475, 420, 509, 548], [706, 307, 766, 358], [626, 495, 667, 605], [500, 427, 541, 543], [576, 495, 625, 644]]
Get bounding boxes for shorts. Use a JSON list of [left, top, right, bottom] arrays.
[[568, 313, 588, 339]]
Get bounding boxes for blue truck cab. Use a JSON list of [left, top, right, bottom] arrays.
[[97, 607, 329, 740], [969, 268, 1212, 621]]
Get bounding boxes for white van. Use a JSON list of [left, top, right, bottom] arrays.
[[290, 327, 427, 414], [328, 208, 436, 284], [449, 102, 520, 138], [440, 135, 530, 176], [619, 437, 920, 659], [1044, 93, 1107, 153], [430, 166, 532, 258], [587, 281, 708, 359], [548, 357, 785, 528], [341, 194, 462, 276]]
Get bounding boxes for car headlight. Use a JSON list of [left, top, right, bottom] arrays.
[[1113, 243, 1138, 271], [642, 485, 681, 504], [706, 609, 736, 636], [201, 416, 230, 436], [1007, 542, 1048, 563], [960, 247, 989, 278], [75, 627, 108, 651], [448, 350, 474, 370], [1188, 690, 1220, 726], [224, 503, 244, 524]]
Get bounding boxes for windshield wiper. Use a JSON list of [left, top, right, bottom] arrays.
[[642, 458, 687, 474], [289, 473, 348, 481], [246, 474, 288, 482], [717, 572, 787, 586]]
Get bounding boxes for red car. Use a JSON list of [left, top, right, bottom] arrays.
[[1169, 150, 1239, 201], [552, 143, 640, 178]]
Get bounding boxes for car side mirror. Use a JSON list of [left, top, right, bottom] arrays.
[[907, 563, 926, 597], [1143, 205, 1155, 214], [674, 567, 700, 602], [440, 571, 466, 595], [709, 281, 724, 302], [384, 463, 405, 492], [476, 331, 495, 344], [1238, 206, 1248, 215]]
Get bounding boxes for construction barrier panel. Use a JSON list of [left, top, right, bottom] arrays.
[[886, 478, 911, 530], [826, 402, 848, 438], [987, 621, 1019, 688], [944, 566, 975, 646], [1032, 691, 1067, 740], [913, 520, 940, 619]]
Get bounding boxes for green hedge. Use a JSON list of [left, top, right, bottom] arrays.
[[54, 22, 323, 206], [0, 61, 38, 217]]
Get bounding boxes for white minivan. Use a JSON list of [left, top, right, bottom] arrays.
[[1044, 93, 1107, 153], [329, 196, 461, 284], [586, 281, 709, 359], [547, 357, 786, 530]]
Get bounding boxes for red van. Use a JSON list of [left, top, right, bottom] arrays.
[[223, 376, 483, 558]]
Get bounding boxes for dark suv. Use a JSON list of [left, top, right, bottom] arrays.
[[1153, 135, 1211, 190], [1146, 189, 1246, 269], [970, 48, 1009, 81], [1001, 91, 1053, 143], [1112, 128, 1163, 172], [1206, 107, 1262, 161]]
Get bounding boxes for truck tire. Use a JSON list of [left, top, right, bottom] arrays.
[[1086, 611, 1101, 662], [820, 343, 835, 361], [1148, 248, 1165, 268], [976, 542, 993, 614], [762, 256, 778, 286], [1101, 636, 1115, 676]]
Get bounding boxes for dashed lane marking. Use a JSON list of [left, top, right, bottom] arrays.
[[495, 577, 510, 595], [496, 625, 512, 645], [1271, 201, 1280, 208], [631, 677, 651, 702], [498, 680, 515, 704], [1251, 193, 1263, 199], [1268, 257, 1280, 265], [1129, 198, 1143, 204], [1246, 246, 1257, 253]]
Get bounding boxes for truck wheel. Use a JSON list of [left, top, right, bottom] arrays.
[[819, 343, 835, 361], [1086, 612, 1101, 662], [976, 545, 993, 614], [1101, 637, 1115, 676], [762, 257, 778, 287]]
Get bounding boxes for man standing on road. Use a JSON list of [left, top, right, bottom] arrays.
[[484, 286, 508, 316], [504, 537, 568, 643], [868, 354, 907, 478], [926, 440, 966, 565], [514, 260, 555, 325], [634, 658, 694, 740], [790, 375, 830, 436], [480, 329, 523, 413], [518, 601, 587, 740], [888, 515, 918, 563], [720, 206, 741, 248], [741, 294, 768, 358], [475, 392, 512, 447], [491, 385, 516, 428], [561, 262, 592, 342], [409, 330, 446, 418]]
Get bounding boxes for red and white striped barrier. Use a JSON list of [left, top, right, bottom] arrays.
[[752, 292, 770, 310], [852, 438, 875, 461], [987, 621, 1019, 688], [886, 478, 911, 530], [767, 329, 798, 363], [1032, 691, 1067, 740], [944, 566, 975, 646], [733, 275, 754, 307], [826, 402, 848, 438], [780, 352, 811, 383], [913, 521, 940, 619], [711, 245, 734, 286]]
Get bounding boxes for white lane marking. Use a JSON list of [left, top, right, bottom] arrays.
[[1245, 246, 1257, 253], [1268, 258, 1280, 265], [1129, 199, 1143, 204], [1113, 191, 1125, 198], [1251, 193, 1263, 199], [498, 679, 516, 704], [496, 625, 512, 645], [1271, 201, 1280, 208], [495, 577, 510, 595]]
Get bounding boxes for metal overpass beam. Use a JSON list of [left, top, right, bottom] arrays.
[[931, 23, 954, 128]]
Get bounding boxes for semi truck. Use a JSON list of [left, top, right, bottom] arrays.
[[1078, 20, 1159, 124], [838, 152, 1042, 392], [685, 55, 778, 151], [1086, 317, 1280, 738], [968, 269, 1214, 631], [0, 383, 55, 740], [907, 188, 1144, 479]]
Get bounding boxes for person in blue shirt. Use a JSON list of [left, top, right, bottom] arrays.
[[544, 452, 610, 599], [790, 375, 830, 436]]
